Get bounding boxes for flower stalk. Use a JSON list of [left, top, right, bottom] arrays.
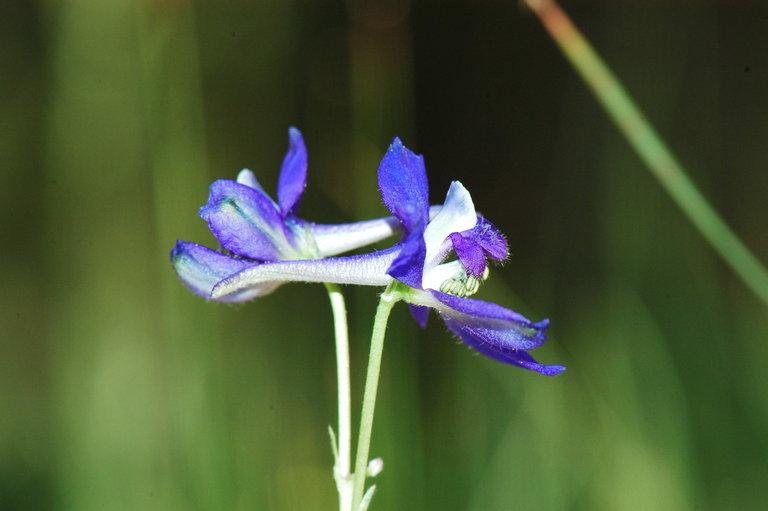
[[325, 283, 353, 511], [351, 283, 402, 509]]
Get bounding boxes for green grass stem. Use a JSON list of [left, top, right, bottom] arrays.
[[526, 0, 768, 307]]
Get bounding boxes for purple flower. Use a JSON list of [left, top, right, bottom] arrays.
[[171, 128, 405, 302], [211, 138, 565, 375]]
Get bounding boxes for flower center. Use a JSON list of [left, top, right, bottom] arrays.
[[438, 265, 490, 297]]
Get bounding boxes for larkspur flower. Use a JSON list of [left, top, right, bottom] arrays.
[[210, 138, 565, 375], [171, 127, 409, 302]]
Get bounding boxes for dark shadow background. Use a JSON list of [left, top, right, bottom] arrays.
[[2, 1, 767, 510]]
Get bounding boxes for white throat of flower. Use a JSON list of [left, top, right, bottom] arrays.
[[420, 181, 486, 296]]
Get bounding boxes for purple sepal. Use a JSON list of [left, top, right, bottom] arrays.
[[199, 179, 289, 261], [408, 304, 430, 328], [432, 290, 534, 325], [277, 127, 308, 216], [444, 318, 566, 375], [377, 137, 429, 237], [449, 232, 486, 277], [170, 241, 260, 302], [431, 290, 549, 350], [386, 235, 426, 289]]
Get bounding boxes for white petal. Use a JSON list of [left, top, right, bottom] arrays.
[[421, 260, 464, 292], [428, 204, 443, 220], [422, 181, 477, 267], [236, 168, 272, 198]]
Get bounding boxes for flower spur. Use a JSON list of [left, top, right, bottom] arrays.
[[211, 138, 565, 375], [171, 127, 409, 301]]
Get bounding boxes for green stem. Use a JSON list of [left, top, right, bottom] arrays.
[[526, 0, 768, 308], [350, 285, 401, 509], [324, 283, 353, 511]]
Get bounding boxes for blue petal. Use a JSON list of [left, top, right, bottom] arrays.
[[466, 217, 508, 260], [170, 241, 262, 302], [377, 137, 429, 237], [377, 138, 432, 288], [445, 217, 508, 278], [277, 127, 308, 217], [449, 232, 486, 278], [408, 304, 430, 328], [386, 233, 426, 288], [430, 290, 549, 350], [444, 319, 566, 375], [199, 179, 293, 261]]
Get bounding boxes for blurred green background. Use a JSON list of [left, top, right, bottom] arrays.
[[2, 1, 767, 510]]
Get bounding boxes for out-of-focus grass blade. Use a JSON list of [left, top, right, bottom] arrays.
[[525, 0, 768, 308]]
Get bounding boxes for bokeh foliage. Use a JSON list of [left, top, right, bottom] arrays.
[[2, 1, 767, 510]]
